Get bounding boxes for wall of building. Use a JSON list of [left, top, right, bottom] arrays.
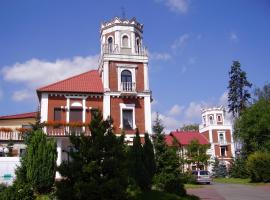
[[109, 61, 145, 92], [110, 97, 145, 134], [0, 118, 35, 129]]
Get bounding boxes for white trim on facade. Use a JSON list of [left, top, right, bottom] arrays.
[[103, 94, 110, 120], [40, 93, 48, 123], [144, 96, 152, 134], [116, 63, 137, 91], [119, 103, 136, 129]]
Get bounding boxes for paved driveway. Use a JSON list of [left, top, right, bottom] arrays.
[[187, 183, 270, 200]]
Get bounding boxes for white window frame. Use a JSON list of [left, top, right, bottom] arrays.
[[119, 103, 136, 129], [217, 114, 222, 122], [218, 131, 226, 143], [220, 146, 227, 157], [121, 34, 130, 48], [209, 115, 214, 125], [116, 64, 137, 91]]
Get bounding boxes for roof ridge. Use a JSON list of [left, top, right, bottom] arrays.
[[0, 111, 37, 119], [37, 69, 98, 91]]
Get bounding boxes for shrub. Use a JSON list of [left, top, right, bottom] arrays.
[[246, 151, 270, 182], [229, 157, 249, 178], [180, 172, 197, 184]]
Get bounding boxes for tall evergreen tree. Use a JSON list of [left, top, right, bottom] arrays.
[[56, 111, 128, 200], [129, 129, 150, 191], [143, 132, 156, 189], [25, 129, 57, 194], [152, 113, 186, 196], [228, 60, 252, 118]]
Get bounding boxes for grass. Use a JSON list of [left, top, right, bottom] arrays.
[[133, 190, 199, 200], [214, 178, 270, 186]]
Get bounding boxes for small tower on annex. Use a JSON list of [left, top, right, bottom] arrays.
[[98, 17, 152, 140], [199, 106, 235, 168]]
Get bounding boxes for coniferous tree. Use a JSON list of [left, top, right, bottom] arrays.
[[129, 129, 150, 191], [56, 111, 128, 200], [25, 129, 57, 194], [152, 113, 186, 196], [142, 133, 156, 190], [228, 61, 252, 118]]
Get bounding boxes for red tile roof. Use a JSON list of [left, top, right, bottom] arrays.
[[0, 112, 37, 120], [165, 131, 209, 146], [37, 70, 103, 93]]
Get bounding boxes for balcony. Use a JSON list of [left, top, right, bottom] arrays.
[[46, 126, 91, 137], [219, 140, 228, 146], [0, 131, 24, 141], [102, 44, 148, 56], [120, 82, 136, 95]]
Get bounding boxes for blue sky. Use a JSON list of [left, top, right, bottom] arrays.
[[0, 0, 270, 132]]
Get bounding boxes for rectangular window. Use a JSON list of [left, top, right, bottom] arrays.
[[221, 146, 226, 157], [69, 108, 83, 122], [54, 108, 61, 121], [122, 109, 133, 130]]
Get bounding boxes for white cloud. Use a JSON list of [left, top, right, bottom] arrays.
[[219, 91, 228, 106], [230, 32, 238, 42], [152, 112, 182, 133], [2, 55, 99, 89], [184, 101, 205, 120], [150, 52, 172, 61], [168, 104, 184, 116], [157, 0, 190, 14], [12, 89, 33, 102], [171, 33, 190, 50]]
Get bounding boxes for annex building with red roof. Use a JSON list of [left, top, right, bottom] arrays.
[[165, 106, 235, 172]]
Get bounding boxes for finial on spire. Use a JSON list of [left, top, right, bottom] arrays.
[[121, 6, 126, 19]]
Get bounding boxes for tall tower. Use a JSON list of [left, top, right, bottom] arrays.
[[199, 106, 235, 169], [98, 17, 152, 140]]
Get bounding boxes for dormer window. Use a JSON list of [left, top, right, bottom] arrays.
[[122, 35, 129, 48]]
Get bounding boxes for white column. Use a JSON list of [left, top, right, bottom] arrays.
[[40, 93, 48, 123], [66, 98, 70, 123], [56, 138, 62, 179], [103, 61, 109, 91], [131, 32, 135, 54], [40, 93, 48, 134], [230, 127, 235, 157], [103, 94, 110, 120], [115, 31, 120, 49], [82, 98, 86, 123], [144, 96, 152, 134], [82, 98, 86, 132], [143, 63, 150, 91]]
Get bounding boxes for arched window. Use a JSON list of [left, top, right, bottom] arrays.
[[107, 37, 113, 53], [122, 35, 129, 47], [219, 133, 224, 142], [209, 115, 214, 125], [121, 70, 132, 83], [136, 38, 141, 53], [121, 70, 132, 91]]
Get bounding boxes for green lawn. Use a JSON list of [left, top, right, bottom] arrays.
[[214, 178, 270, 186], [133, 190, 199, 200]]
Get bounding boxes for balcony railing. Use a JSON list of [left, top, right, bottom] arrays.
[[120, 82, 136, 93], [219, 140, 228, 146], [46, 126, 91, 137], [102, 44, 148, 56], [0, 131, 23, 141]]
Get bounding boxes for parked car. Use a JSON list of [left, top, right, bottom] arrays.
[[192, 170, 212, 184]]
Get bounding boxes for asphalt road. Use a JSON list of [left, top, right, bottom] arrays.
[[187, 183, 270, 200]]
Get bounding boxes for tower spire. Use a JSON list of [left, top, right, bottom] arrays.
[[121, 6, 126, 19]]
